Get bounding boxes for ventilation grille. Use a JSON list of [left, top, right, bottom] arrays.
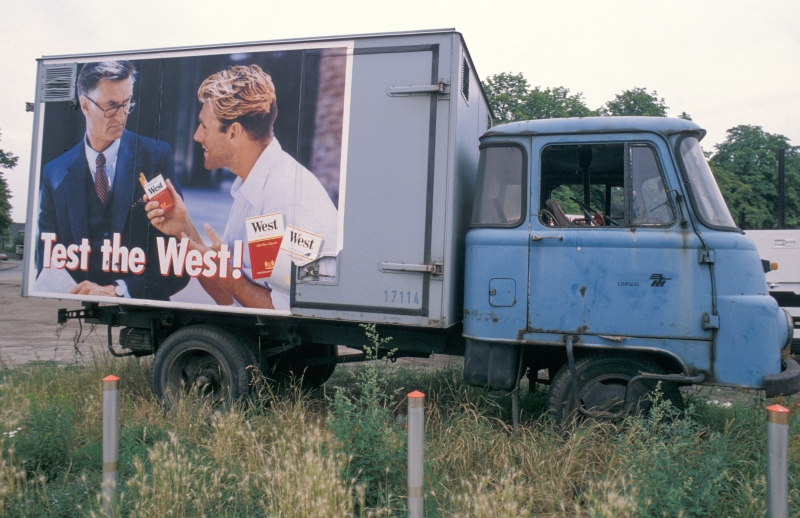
[[41, 63, 77, 102], [461, 58, 470, 101]]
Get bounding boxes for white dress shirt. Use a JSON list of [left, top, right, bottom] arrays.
[[221, 138, 338, 310]]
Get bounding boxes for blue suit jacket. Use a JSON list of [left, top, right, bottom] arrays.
[[37, 130, 190, 300]]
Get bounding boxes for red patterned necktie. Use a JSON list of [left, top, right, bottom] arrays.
[[96, 153, 111, 206]]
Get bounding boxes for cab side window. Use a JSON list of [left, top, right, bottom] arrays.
[[539, 142, 674, 228], [472, 145, 526, 227]]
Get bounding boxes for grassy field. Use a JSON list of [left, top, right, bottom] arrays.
[[0, 344, 799, 517]]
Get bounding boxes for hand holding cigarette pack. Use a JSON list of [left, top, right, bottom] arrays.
[[139, 173, 175, 213]]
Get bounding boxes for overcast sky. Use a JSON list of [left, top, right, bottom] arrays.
[[1, 0, 798, 222]]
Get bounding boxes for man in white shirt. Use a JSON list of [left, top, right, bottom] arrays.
[[146, 65, 338, 310]]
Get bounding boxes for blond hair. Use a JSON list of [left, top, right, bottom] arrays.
[[197, 65, 277, 141]]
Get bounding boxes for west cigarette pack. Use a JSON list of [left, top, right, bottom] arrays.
[[245, 213, 285, 279], [280, 225, 323, 267], [140, 173, 174, 213]]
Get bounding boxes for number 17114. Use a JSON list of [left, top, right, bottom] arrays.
[[384, 290, 419, 304]]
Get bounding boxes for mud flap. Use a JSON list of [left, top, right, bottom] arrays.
[[463, 339, 520, 391]]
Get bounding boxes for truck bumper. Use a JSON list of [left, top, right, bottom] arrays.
[[764, 359, 800, 397]]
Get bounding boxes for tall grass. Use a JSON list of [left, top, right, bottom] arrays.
[[327, 325, 406, 509], [0, 347, 798, 517]]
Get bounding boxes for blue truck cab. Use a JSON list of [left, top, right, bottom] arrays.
[[462, 116, 800, 421]]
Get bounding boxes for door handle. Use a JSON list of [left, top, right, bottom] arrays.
[[380, 261, 443, 276], [531, 235, 564, 242], [387, 80, 450, 97]]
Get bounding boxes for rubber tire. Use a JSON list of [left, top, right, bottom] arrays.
[[546, 352, 683, 426], [268, 343, 338, 389], [151, 325, 258, 408]]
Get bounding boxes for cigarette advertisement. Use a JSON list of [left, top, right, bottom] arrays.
[[29, 43, 351, 314]]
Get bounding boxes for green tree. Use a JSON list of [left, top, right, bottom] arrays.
[[710, 125, 800, 229], [524, 86, 596, 120], [0, 130, 17, 246], [482, 72, 531, 124], [600, 87, 669, 117], [482, 72, 596, 125]]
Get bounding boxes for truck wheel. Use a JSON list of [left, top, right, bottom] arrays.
[[269, 343, 338, 389], [546, 352, 683, 426], [151, 325, 257, 407]]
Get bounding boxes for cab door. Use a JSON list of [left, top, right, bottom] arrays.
[[463, 142, 530, 342], [526, 134, 713, 342]]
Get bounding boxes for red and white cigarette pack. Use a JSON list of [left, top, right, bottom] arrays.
[[143, 174, 175, 213], [245, 213, 285, 279]]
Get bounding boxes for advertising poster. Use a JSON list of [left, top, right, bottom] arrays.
[[28, 42, 352, 314]]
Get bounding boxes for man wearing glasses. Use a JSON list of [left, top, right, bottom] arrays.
[[36, 61, 189, 300]]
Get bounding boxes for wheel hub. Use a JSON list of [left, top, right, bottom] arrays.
[[168, 351, 228, 403]]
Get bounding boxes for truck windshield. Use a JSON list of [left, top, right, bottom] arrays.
[[678, 137, 738, 230]]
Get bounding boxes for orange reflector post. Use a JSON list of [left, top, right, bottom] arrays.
[[767, 404, 790, 425], [102, 375, 120, 517], [408, 391, 425, 518], [766, 404, 790, 517]]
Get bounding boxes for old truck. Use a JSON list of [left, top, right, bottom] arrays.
[[23, 29, 800, 421]]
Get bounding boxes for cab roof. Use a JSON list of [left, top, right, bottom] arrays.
[[482, 116, 705, 140]]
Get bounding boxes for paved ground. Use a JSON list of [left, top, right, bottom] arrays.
[[0, 259, 113, 365]]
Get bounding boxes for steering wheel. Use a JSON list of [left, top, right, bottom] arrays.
[[571, 197, 598, 226], [571, 197, 621, 227]]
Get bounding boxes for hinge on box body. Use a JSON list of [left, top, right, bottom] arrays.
[[699, 248, 715, 264], [702, 313, 720, 330], [297, 261, 336, 281]]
